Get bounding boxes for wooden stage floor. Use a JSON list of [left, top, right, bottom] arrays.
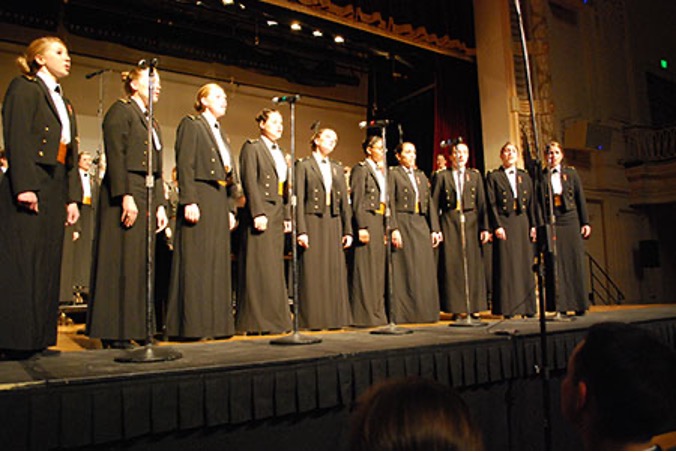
[[55, 303, 676, 352]]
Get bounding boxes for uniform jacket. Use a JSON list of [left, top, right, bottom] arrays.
[[486, 167, 535, 230], [239, 138, 290, 220], [2, 75, 81, 202], [295, 155, 352, 237], [174, 114, 240, 211], [389, 165, 440, 233], [350, 160, 387, 231], [103, 98, 163, 200], [431, 167, 488, 231], [545, 165, 590, 226]]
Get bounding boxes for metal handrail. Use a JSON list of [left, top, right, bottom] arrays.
[[587, 252, 625, 305]]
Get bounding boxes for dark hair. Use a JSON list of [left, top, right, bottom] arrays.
[[394, 141, 415, 155], [255, 108, 279, 125], [349, 377, 483, 450], [571, 322, 676, 444], [545, 140, 563, 154], [361, 135, 382, 155]]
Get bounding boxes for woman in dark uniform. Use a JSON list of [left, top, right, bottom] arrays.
[[349, 135, 388, 327], [431, 140, 490, 318], [166, 83, 240, 339], [295, 127, 353, 330], [486, 142, 536, 318], [0, 37, 81, 359], [545, 141, 591, 316], [237, 108, 292, 334], [390, 142, 441, 323], [88, 67, 168, 349]]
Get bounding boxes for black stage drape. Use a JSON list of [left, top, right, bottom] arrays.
[[0, 308, 674, 450]]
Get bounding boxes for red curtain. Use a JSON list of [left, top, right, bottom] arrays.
[[433, 57, 485, 172]]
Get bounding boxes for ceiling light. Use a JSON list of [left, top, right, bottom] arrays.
[[290, 22, 302, 31], [266, 20, 278, 26], [334, 35, 345, 44], [221, 0, 234, 5], [312, 29, 323, 37]]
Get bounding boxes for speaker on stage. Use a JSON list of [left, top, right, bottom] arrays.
[[564, 120, 613, 151]]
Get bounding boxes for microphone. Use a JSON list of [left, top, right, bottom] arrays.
[[149, 58, 159, 68], [85, 69, 109, 79], [138, 59, 148, 68], [439, 139, 453, 149], [358, 119, 391, 129], [440, 136, 464, 149], [272, 94, 300, 104]]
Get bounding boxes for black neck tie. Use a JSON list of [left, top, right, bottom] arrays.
[[55, 85, 62, 96]]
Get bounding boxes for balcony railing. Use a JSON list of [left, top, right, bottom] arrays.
[[624, 125, 676, 164]]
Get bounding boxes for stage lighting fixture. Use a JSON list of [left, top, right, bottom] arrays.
[[266, 20, 278, 26], [661, 59, 668, 69], [334, 35, 345, 44], [290, 22, 302, 31], [221, 0, 234, 5], [312, 29, 323, 37]]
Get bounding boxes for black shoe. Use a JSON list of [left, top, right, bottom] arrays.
[[39, 348, 61, 357], [470, 313, 481, 319], [574, 310, 586, 316], [503, 315, 512, 320], [0, 349, 38, 360]]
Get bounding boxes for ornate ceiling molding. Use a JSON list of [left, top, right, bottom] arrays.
[[260, 0, 475, 61]]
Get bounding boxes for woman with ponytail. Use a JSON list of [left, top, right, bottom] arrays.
[[87, 66, 168, 349], [0, 37, 81, 360]]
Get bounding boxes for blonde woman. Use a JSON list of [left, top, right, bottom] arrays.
[[88, 66, 167, 349], [0, 37, 81, 359]]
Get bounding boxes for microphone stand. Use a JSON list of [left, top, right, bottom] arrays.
[[449, 170, 487, 328], [117, 60, 182, 363], [514, 0, 559, 448], [371, 123, 412, 336], [86, 68, 106, 188], [271, 96, 321, 345]]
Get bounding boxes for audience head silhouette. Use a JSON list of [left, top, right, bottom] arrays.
[[561, 322, 676, 450], [350, 377, 483, 450]]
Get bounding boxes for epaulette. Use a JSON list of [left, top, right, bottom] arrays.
[[246, 138, 259, 144], [358, 161, 367, 167], [22, 74, 36, 82], [469, 168, 480, 174], [187, 114, 199, 121], [119, 98, 131, 104]]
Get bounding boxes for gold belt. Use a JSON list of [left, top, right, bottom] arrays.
[[83, 195, 92, 205], [375, 202, 386, 215], [57, 142, 67, 164], [554, 194, 562, 207], [278, 182, 284, 196]]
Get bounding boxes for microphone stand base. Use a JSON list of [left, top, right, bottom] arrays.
[[449, 316, 488, 328], [115, 344, 182, 363], [270, 331, 323, 345], [370, 323, 413, 335]]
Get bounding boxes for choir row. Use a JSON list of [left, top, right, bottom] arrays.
[[0, 37, 590, 357]]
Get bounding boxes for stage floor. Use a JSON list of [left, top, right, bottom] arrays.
[[0, 304, 674, 450], [2, 304, 675, 387]]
